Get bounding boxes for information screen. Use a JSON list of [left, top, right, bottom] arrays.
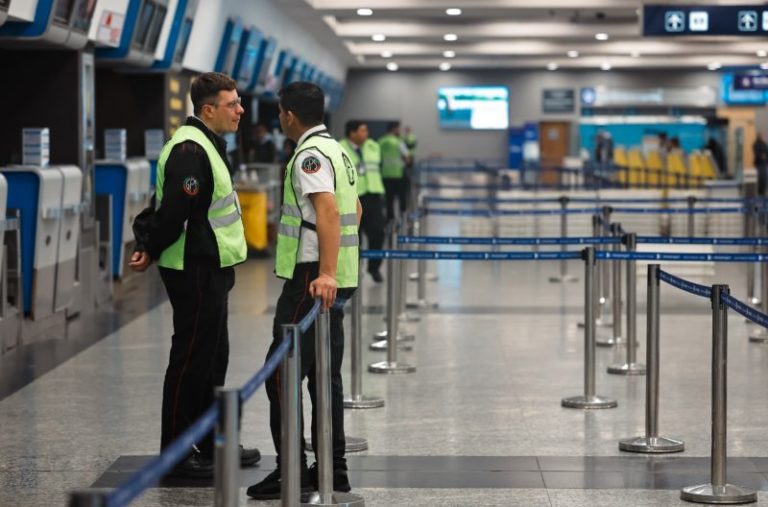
[[145, 5, 166, 52], [437, 86, 509, 130], [54, 0, 76, 24], [174, 18, 193, 64], [133, 1, 156, 48]]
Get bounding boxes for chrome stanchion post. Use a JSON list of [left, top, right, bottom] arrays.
[[746, 205, 760, 306], [372, 223, 414, 349], [281, 324, 301, 507], [562, 247, 617, 409], [68, 491, 106, 507], [406, 209, 438, 310], [409, 205, 438, 282], [687, 195, 696, 237], [214, 388, 240, 507], [608, 232, 646, 375], [598, 223, 624, 347], [750, 254, 768, 342], [619, 264, 684, 453], [549, 196, 578, 283], [600, 206, 613, 307], [344, 271, 385, 408], [398, 218, 420, 322], [369, 257, 416, 374], [681, 285, 757, 504]]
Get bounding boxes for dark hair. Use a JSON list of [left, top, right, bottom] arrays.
[[278, 82, 325, 127], [191, 72, 237, 115], [386, 121, 400, 132], [345, 120, 366, 137]]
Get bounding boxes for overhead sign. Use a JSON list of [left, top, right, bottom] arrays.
[[734, 73, 768, 90], [643, 5, 768, 36], [580, 86, 716, 107], [542, 89, 575, 113]]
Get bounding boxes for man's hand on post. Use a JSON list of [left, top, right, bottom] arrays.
[[309, 273, 337, 310]]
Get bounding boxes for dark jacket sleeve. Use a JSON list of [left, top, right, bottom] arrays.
[[131, 142, 212, 260]]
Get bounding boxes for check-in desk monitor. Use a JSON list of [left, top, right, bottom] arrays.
[[0, 0, 97, 49]]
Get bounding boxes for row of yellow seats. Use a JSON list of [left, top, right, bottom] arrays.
[[613, 147, 717, 188]]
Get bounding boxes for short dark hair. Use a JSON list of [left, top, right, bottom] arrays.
[[345, 120, 366, 137], [386, 121, 400, 132], [191, 72, 237, 115], [278, 82, 325, 127]]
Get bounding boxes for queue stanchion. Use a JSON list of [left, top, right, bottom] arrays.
[[608, 232, 646, 375], [372, 222, 414, 349], [369, 256, 416, 375], [561, 247, 617, 409], [68, 491, 106, 507], [398, 218, 420, 323], [598, 223, 625, 347], [549, 196, 578, 283], [749, 254, 768, 343], [687, 196, 697, 237], [600, 206, 613, 308], [619, 264, 684, 453], [344, 270, 385, 408], [746, 205, 760, 306], [680, 285, 757, 505], [214, 388, 240, 507], [280, 324, 302, 507], [304, 308, 366, 507], [406, 209, 439, 310], [409, 206, 438, 282]]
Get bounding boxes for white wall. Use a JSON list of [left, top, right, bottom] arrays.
[[335, 69, 723, 160], [184, 0, 346, 81]]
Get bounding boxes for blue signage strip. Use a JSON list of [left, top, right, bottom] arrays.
[[643, 5, 768, 36], [734, 73, 768, 90]]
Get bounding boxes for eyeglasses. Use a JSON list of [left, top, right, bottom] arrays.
[[210, 97, 242, 110]]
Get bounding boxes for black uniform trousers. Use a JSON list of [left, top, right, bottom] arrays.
[[265, 262, 355, 470], [159, 258, 235, 457], [383, 177, 409, 222], [358, 192, 385, 274]]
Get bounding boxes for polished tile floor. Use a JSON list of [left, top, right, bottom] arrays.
[[2, 225, 768, 506]]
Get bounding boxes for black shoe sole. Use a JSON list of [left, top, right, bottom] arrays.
[[246, 487, 314, 500], [241, 455, 261, 467]]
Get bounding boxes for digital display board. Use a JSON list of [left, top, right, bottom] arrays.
[[644, 5, 768, 36], [437, 86, 509, 130]]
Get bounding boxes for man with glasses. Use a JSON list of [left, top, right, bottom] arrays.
[[129, 72, 260, 477]]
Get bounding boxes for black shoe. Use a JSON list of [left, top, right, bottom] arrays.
[[308, 463, 351, 493], [240, 445, 261, 467], [168, 453, 214, 478], [246, 466, 313, 500], [369, 270, 383, 283]]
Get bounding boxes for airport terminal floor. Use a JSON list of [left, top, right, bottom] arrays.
[[4, 214, 768, 506]]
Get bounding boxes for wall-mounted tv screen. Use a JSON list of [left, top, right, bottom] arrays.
[[54, 0, 77, 24], [174, 18, 193, 64], [437, 86, 509, 130], [256, 38, 277, 86], [72, 0, 97, 32], [145, 4, 167, 52], [133, 0, 156, 48]]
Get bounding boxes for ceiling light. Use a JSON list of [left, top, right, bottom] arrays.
[[595, 33, 609, 41], [372, 34, 386, 42], [547, 62, 558, 71], [567, 50, 579, 58], [439, 62, 452, 71], [444, 33, 458, 41], [761, 62, 768, 70], [707, 62, 721, 70], [758, 50, 768, 58], [386, 62, 399, 71], [381, 51, 393, 58], [443, 50, 456, 58], [356, 8, 373, 16], [446, 8, 462, 16], [601, 62, 612, 71], [630, 51, 641, 58]]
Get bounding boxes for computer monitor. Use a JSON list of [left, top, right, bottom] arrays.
[[174, 17, 193, 64], [133, 0, 156, 49], [144, 4, 167, 52]]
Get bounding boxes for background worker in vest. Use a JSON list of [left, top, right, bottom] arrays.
[[340, 120, 386, 282], [129, 72, 260, 477], [379, 121, 411, 222], [402, 126, 417, 167], [247, 82, 361, 500]]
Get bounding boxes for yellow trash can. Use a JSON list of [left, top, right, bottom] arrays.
[[236, 187, 268, 252]]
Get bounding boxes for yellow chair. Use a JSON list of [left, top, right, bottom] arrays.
[[645, 150, 664, 187], [628, 148, 647, 187], [614, 146, 629, 185], [667, 149, 688, 188], [700, 150, 718, 180]]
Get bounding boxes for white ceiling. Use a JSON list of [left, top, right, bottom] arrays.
[[297, 0, 768, 71]]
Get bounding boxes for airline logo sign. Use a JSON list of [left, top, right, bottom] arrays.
[[733, 74, 768, 91], [644, 5, 768, 36]]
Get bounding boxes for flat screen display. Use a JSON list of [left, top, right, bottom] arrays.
[[71, 0, 97, 32], [174, 18, 193, 64], [133, 1, 156, 48], [54, 0, 76, 24], [145, 5, 167, 52], [257, 38, 276, 86], [437, 86, 509, 130]]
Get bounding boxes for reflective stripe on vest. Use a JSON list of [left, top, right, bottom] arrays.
[[339, 138, 385, 196], [276, 132, 359, 288], [155, 125, 247, 270]]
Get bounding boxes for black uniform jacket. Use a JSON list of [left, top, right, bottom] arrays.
[[133, 117, 235, 265]]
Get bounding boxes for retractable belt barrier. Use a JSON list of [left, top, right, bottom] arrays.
[[423, 207, 748, 217], [69, 298, 357, 507], [424, 196, 754, 205], [398, 235, 768, 246]]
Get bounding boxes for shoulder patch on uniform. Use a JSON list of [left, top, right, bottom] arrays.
[[182, 176, 200, 196], [301, 155, 322, 174]]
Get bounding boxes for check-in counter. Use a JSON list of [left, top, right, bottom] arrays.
[[56, 166, 83, 313], [0, 173, 22, 354], [95, 158, 151, 278]]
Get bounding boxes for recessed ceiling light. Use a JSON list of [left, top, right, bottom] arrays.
[[381, 51, 393, 58], [443, 50, 456, 58], [707, 62, 721, 70], [444, 33, 458, 41], [439, 62, 452, 71], [630, 51, 641, 58], [761, 62, 768, 70], [567, 50, 579, 58], [601, 62, 612, 71], [446, 8, 462, 16], [357, 8, 373, 16], [386, 62, 399, 71], [372, 34, 386, 42], [547, 62, 558, 71], [758, 50, 768, 58], [595, 33, 609, 41]]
